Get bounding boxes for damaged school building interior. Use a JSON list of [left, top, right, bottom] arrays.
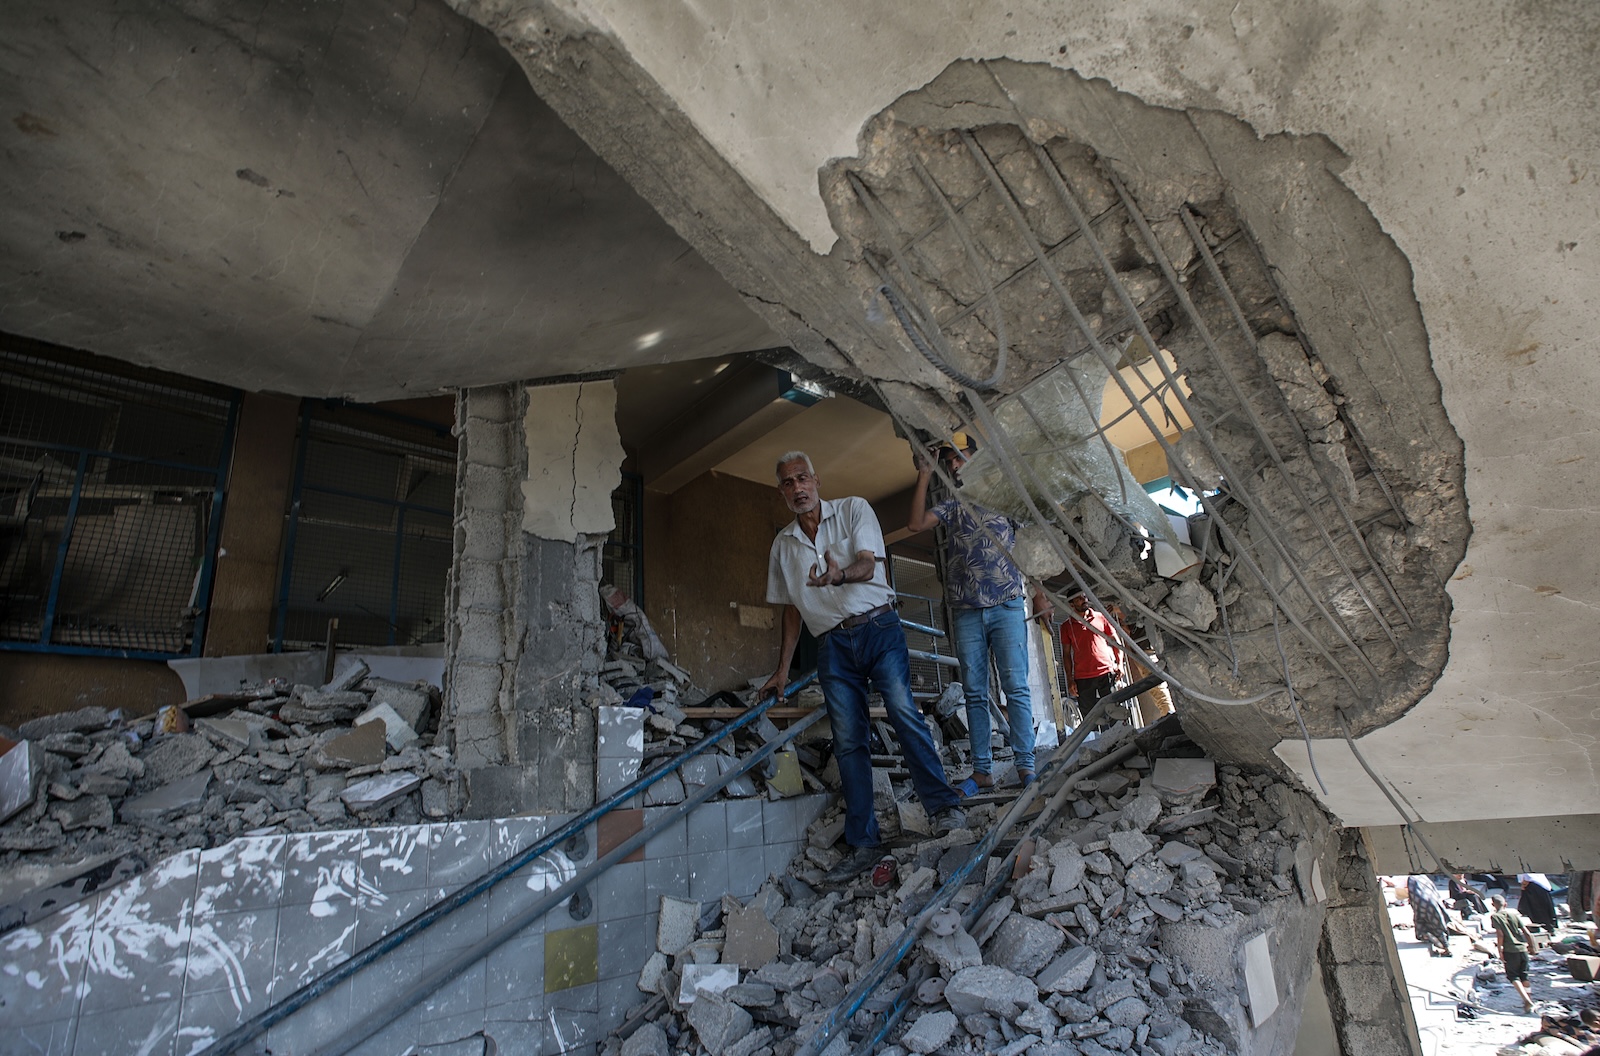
[[0, 1, 1596, 1054]]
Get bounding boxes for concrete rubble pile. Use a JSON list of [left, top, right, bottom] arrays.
[[589, 593, 839, 806], [0, 659, 459, 925], [610, 721, 1321, 1056]]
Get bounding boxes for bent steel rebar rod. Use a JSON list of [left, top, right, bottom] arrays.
[[199, 671, 816, 1056], [793, 675, 1162, 1056]]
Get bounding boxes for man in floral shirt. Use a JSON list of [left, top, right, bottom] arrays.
[[908, 441, 1049, 793]]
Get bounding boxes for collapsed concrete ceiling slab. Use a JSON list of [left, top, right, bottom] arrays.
[[0, 0, 774, 400]]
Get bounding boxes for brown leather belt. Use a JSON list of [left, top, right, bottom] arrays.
[[829, 601, 897, 634]]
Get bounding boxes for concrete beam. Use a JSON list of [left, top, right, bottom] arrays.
[[638, 361, 806, 493], [1362, 814, 1600, 874]]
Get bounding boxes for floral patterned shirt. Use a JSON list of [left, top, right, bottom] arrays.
[[931, 498, 1026, 609]]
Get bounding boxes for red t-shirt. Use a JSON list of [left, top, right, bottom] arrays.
[[1061, 611, 1120, 679]]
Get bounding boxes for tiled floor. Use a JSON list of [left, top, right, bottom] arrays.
[[0, 794, 828, 1056]]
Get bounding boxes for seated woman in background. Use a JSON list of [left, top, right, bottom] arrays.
[[1450, 873, 1489, 916], [1518, 873, 1560, 933]]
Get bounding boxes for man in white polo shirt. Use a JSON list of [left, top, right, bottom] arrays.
[[758, 451, 966, 884]]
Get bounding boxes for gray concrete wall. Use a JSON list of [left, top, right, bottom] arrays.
[[447, 382, 623, 817], [1317, 828, 1425, 1056]]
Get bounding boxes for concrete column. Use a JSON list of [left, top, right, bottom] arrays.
[[204, 392, 299, 656], [447, 381, 622, 817], [1317, 828, 1424, 1056]]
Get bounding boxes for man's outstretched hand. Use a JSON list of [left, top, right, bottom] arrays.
[[807, 550, 845, 587]]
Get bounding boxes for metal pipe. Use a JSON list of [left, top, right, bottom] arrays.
[[198, 672, 816, 1056], [316, 704, 831, 1056], [794, 676, 1161, 1056], [907, 648, 961, 668], [899, 619, 946, 639]]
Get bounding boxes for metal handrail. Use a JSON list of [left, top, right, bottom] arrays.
[[794, 675, 1160, 1056], [317, 698, 831, 1056], [199, 671, 816, 1056]]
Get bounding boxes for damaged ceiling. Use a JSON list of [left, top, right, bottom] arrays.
[[0, 0, 775, 399], [2, 0, 1597, 838]]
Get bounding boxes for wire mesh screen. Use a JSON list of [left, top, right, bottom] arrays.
[[0, 347, 236, 656], [603, 471, 643, 604], [275, 405, 456, 651], [889, 554, 957, 700]]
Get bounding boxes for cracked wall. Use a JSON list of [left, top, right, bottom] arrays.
[[446, 382, 621, 816]]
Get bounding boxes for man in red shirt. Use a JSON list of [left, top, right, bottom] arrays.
[[1060, 594, 1123, 720]]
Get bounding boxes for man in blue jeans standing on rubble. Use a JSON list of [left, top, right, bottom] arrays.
[[759, 450, 966, 885], [908, 439, 1048, 794]]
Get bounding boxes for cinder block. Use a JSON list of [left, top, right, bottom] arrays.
[[466, 421, 516, 469], [464, 385, 515, 423]]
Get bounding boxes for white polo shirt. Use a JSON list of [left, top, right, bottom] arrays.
[[767, 497, 896, 637]]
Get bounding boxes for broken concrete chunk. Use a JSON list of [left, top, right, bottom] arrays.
[[1126, 860, 1175, 896], [323, 659, 371, 692], [355, 703, 420, 751], [313, 721, 388, 769], [140, 733, 214, 785], [365, 678, 431, 731], [1107, 830, 1153, 867], [658, 895, 699, 955], [945, 965, 1038, 1018], [49, 793, 113, 831], [122, 771, 211, 822], [339, 771, 421, 812], [195, 718, 253, 751], [0, 742, 39, 825], [901, 1009, 958, 1054], [39, 732, 92, 758], [1150, 757, 1216, 799], [1038, 946, 1096, 993], [620, 1023, 669, 1056], [18, 707, 111, 740], [986, 913, 1065, 977], [921, 928, 982, 974], [723, 902, 780, 970], [1047, 843, 1085, 895], [686, 990, 751, 1049]]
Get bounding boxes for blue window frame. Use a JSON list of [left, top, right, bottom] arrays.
[[0, 346, 238, 658], [272, 401, 456, 652]]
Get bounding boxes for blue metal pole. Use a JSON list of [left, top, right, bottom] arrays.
[[37, 451, 89, 646], [272, 401, 314, 652], [189, 393, 241, 657], [199, 671, 817, 1056]]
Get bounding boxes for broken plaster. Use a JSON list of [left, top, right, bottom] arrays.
[[521, 381, 624, 542]]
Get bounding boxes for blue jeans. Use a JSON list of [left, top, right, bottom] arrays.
[[950, 597, 1036, 775], [817, 610, 960, 848]]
